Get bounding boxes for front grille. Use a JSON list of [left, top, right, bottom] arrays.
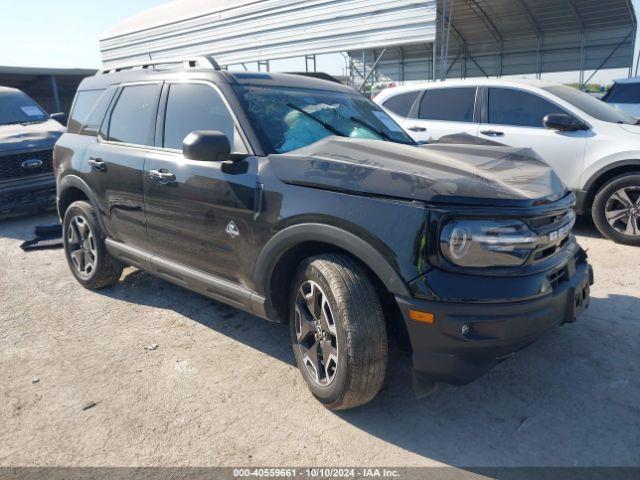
[[527, 208, 575, 263], [0, 150, 53, 180]]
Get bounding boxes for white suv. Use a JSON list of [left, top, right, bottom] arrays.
[[375, 79, 640, 245]]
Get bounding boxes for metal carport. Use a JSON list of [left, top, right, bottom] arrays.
[[100, 0, 637, 91]]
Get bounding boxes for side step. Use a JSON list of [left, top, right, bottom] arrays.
[[105, 239, 268, 319]]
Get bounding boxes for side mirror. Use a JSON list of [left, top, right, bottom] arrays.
[[543, 113, 587, 132], [182, 130, 231, 162], [50, 112, 67, 126]]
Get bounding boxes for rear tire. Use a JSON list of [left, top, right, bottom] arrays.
[[289, 254, 388, 410], [62, 201, 123, 289], [592, 173, 640, 246]]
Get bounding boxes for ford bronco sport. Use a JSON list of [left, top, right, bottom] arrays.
[[54, 57, 593, 410]]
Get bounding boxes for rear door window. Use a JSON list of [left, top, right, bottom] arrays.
[[68, 90, 104, 133], [488, 88, 565, 128], [418, 87, 476, 122], [382, 91, 419, 117], [107, 84, 161, 145], [162, 83, 237, 150]]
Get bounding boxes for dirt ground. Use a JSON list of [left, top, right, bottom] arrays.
[[0, 212, 638, 468]]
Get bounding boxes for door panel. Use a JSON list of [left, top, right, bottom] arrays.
[[480, 87, 587, 188], [143, 151, 258, 281], [402, 87, 479, 142], [143, 81, 257, 282], [83, 142, 148, 247]]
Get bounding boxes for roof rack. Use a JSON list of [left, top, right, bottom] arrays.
[[99, 55, 221, 74]]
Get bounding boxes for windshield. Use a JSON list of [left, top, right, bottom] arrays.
[[543, 85, 637, 124], [0, 90, 49, 126], [234, 84, 415, 154]]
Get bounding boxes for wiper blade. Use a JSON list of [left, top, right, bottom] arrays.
[[349, 115, 416, 145], [20, 120, 47, 126], [285, 103, 347, 138], [348, 116, 393, 141]]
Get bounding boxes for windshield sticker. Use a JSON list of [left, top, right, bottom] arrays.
[[20, 106, 44, 117], [372, 111, 403, 132]]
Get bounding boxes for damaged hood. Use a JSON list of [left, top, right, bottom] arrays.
[[268, 137, 568, 206]]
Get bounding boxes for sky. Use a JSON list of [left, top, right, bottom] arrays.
[[0, 0, 638, 85]]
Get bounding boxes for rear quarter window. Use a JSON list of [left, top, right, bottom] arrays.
[[382, 91, 419, 117], [68, 90, 104, 134]]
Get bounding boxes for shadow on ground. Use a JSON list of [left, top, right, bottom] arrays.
[[99, 268, 640, 467]]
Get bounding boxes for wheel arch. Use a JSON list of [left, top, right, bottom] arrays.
[[57, 175, 105, 231], [581, 160, 640, 213], [254, 224, 410, 324]]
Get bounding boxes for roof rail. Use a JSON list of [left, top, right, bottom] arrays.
[[99, 55, 221, 74]]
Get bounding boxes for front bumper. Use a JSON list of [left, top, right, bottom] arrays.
[[396, 258, 593, 385], [0, 174, 56, 218]]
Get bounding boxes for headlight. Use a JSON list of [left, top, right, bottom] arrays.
[[440, 219, 538, 267]]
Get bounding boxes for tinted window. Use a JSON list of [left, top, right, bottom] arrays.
[[382, 91, 419, 117], [418, 87, 476, 122], [108, 84, 160, 145], [545, 85, 637, 124], [163, 83, 235, 150], [488, 88, 564, 127], [68, 90, 103, 133], [0, 89, 49, 126], [79, 87, 116, 136], [603, 83, 640, 104]]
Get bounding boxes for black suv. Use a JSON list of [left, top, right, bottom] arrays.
[[54, 58, 593, 409], [1, 87, 65, 218]]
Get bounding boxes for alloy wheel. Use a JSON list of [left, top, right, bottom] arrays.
[[294, 280, 339, 386], [605, 186, 640, 236], [67, 215, 97, 278]]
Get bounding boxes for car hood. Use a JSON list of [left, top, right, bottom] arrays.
[[0, 119, 64, 154], [268, 137, 568, 206]]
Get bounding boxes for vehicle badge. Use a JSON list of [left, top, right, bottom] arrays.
[[225, 220, 240, 239], [21, 158, 43, 169]]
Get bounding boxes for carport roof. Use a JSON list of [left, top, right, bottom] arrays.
[[435, 0, 637, 78]]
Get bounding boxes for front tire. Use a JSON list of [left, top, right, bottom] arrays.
[[63, 200, 123, 289], [592, 173, 640, 246], [289, 254, 388, 410]]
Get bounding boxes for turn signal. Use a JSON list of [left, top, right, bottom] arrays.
[[409, 309, 435, 324]]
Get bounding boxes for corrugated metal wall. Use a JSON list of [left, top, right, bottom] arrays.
[[100, 0, 437, 69]]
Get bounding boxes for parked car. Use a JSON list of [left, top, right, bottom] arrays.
[[54, 60, 592, 409], [375, 79, 640, 245], [602, 77, 640, 118], [0, 86, 66, 218]]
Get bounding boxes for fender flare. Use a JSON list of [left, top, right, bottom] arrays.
[[583, 159, 640, 193], [57, 174, 106, 231], [253, 223, 411, 297]]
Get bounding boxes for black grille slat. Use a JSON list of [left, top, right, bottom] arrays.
[[527, 208, 575, 263], [0, 150, 53, 180]]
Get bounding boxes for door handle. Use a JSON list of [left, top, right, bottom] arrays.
[[480, 130, 505, 137], [88, 157, 107, 172], [407, 126, 427, 132], [149, 169, 176, 184]]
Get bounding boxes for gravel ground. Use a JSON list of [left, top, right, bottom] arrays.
[[0, 212, 638, 468]]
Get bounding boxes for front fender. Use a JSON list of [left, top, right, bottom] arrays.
[[253, 223, 412, 298]]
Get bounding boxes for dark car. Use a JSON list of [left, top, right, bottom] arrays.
[[0, 86, 65, 218], [54, 58, 593, 410]]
